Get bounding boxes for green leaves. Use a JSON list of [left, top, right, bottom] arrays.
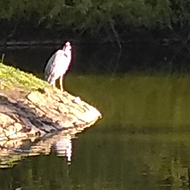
[[0, 0, 189, 39]]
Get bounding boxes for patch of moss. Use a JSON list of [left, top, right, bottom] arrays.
[[0, 62, 49, 90]]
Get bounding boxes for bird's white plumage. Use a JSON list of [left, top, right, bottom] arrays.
[[44, 42, 72, 89]]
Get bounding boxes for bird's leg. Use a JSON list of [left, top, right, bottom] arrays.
[[59, 75, 63, 91], [50, 80, 55, 87]]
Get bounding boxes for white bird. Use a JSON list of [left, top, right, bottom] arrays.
[[44, 41, 72, 91]]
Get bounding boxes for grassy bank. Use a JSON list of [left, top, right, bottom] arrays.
[[0, 62, 48, 90]]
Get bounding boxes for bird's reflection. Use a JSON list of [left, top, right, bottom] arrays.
[[0, 133, 74, 167], [51, 136, 72, 163]]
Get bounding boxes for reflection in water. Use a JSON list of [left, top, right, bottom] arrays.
[[1, 43, 189, 76], [1, 131, 190, 190], [0, 133, 73, 168], [70, 131, 190, 190], [51, 136, 72, 162]]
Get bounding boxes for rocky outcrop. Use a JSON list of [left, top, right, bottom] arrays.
[[0, 87, 101, 166], [0, 87, 101, 141]]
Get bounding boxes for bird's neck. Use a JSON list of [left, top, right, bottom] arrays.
[[64, 53, 68, 57]]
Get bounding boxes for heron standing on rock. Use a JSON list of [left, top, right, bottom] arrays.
[[44, 41, 72, 91]]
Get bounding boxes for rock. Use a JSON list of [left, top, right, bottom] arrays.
[[0, 87, 101, 145]]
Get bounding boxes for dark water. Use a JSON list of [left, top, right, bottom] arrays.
[[2, 130, 190, 190], [2, 43, 190, 75], [1, 45, 190, 189]]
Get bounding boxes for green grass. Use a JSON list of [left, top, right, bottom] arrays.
[[0, 62, 49, 90]]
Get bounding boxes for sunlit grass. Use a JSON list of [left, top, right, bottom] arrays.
[[0, 62, 49, 90]]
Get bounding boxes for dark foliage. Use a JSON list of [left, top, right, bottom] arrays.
[[0, 0, 190, 44]]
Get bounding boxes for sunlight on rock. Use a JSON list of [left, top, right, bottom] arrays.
[[0, 86, 101, 168]]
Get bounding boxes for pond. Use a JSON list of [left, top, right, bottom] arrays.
[[0, 44, 190, 190]]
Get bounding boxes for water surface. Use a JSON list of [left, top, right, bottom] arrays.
[[1, 46, 190, 190]]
